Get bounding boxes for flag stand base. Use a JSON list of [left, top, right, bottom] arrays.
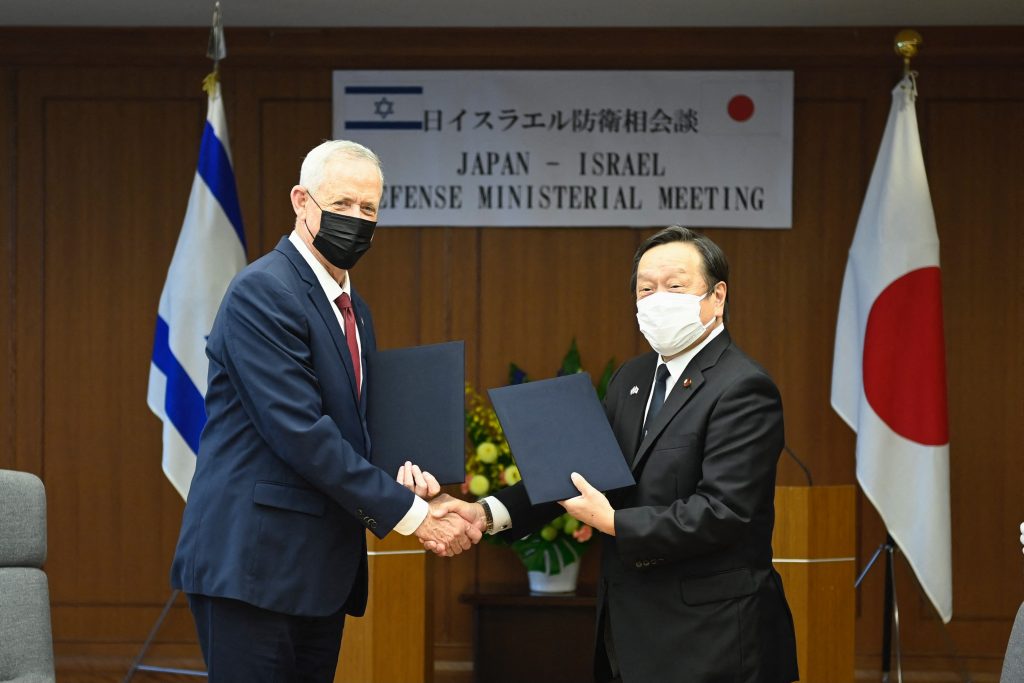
[[122, 589, 208, 682], [854, 535, 971, 683], [856, 534, 902, 682]]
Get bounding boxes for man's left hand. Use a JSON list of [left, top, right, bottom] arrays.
[[559, 472, 615, 536], [396, 461, 441, 499]]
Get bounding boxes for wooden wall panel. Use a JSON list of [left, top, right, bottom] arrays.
[[13, 68, 46, 479], [42, 97, 200, 604], [478, 228, 643, 387], [419, 228, 483, 671], [251, 94, 331, 255], [0, 68, 13, 472], [11, 67, 210, 674], [48, 89, 198, 660], [1, 26, 1022, 682], [754, 94, 868, 487], [927, 96, 1024, 632]]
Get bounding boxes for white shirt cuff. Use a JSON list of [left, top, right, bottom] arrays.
[[392, 495, 429, 536], [482, 495, 512, 534]]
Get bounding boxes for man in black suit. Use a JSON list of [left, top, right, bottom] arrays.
[[435, 226, 798, 683]]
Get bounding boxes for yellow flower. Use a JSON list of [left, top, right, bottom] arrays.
[[476, 441, 499, 463], [504, 465, 521, 485], [469, 474, 491, 497]]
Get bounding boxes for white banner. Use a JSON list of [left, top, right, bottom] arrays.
[[332, 70, 792, 228]]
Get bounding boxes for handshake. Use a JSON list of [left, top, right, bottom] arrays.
[[397, 461, 488, 558]]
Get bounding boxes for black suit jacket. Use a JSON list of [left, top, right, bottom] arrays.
[[171, 237, 415, 618], [496, 330, 798, 683]]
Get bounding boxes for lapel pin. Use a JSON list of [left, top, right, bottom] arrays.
[[682, 378, 692, 388], [629, 386, 639, 396]]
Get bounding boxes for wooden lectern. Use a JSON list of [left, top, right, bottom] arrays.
[[772, 485, 856, 683], [334, 533, 427, 683]]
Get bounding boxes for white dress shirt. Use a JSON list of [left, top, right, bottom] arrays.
[[288, 231, 427, 535]]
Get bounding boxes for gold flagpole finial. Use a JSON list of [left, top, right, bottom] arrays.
[[894, 29, 923, 76], [203, 1, 226, 95]]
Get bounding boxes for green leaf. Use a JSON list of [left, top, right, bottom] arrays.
[[561, 338, 582, 376], [596, 357, 616, 401], [509, 363, 529, 385], [554, 537, 580, 567]]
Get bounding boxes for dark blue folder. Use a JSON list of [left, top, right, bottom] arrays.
[[488, 372, 635, 505], [366, 340, 465, 485]]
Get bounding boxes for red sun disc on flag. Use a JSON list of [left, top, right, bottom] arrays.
[[862, 267, 949, 446], [727, 95, 755, 122]]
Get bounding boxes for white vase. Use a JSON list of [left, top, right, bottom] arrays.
[[527, 559, 580, 594]]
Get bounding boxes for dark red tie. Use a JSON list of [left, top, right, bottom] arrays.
[[335, 292, 361, 399]]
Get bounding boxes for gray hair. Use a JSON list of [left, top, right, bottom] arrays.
[[299, 140, 384, 194]]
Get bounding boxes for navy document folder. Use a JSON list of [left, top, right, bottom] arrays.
[[488, 372, 635, 505], [366, 340, 466, 485]]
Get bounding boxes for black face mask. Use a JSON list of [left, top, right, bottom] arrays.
[[304, 191, 376, 270]]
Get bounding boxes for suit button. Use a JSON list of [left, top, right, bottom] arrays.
[[643, 560, 650, 567], [367, 519, 377, 530], [356, 508, 364, 516], [635, 561, 643, 568]]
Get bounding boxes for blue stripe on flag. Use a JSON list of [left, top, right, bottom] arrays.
[[197, 121, 247, 250], [345, 121, 424, 130], [345, 86, 423, 95], [152, 316, 207, 454]]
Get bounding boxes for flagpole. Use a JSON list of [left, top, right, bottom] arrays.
[[847, 30, 920, 683], [125, 5, 229, 681]]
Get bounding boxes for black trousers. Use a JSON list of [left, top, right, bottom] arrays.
[[188, 593, 346, 683]]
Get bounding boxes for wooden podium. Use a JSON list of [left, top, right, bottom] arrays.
[[334, 533, 427, 683], [772, 485, 856, 683]]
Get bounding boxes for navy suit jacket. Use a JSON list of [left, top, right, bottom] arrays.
[[171, 236, 415, 617], [495, 331, 798, 683]]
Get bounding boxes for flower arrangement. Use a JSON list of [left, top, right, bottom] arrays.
[[463, 340, 615, 575]]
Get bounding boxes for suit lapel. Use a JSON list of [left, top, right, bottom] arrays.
[[306, 283, 361, 408], [619, 355, 657, 462], [275, 238, 361, 408], [630, 331, 732, 473]]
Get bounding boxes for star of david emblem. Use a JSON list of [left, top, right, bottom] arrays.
[[373, 97, 395, 120]]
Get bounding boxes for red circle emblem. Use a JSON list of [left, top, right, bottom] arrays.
[[862, 267, 949, 446], [727, 95, 755, 122]]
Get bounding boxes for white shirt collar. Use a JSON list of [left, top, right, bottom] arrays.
[[658, 322, 726, 389], [288, 230, 352, 302]]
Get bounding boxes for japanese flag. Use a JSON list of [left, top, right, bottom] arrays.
[[831, 75, 952, 623]]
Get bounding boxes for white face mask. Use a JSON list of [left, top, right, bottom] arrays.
[[636, 291, 714, 357]]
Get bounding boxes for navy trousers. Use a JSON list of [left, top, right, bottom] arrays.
[[188, 594, 346, 683]]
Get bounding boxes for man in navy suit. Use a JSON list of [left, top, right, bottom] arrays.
[[437, 227, 798, 683], [171, 140, 479, 683]]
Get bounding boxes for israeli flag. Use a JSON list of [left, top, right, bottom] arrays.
[[147, 80, 247, 500], [342, 85, 425, 130]]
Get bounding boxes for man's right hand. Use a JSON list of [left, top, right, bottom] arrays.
[[414, 496, 484, 557], [417, 495, 488, 556]]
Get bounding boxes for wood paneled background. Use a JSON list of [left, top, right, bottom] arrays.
[[1, 26, 1022, 681]]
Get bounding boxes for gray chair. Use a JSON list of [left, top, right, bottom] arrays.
[[1004, 602, 1024, 683], [0, 470, 56, 683]]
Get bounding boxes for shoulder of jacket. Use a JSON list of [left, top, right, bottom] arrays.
[[605, 352, 657, 395]]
